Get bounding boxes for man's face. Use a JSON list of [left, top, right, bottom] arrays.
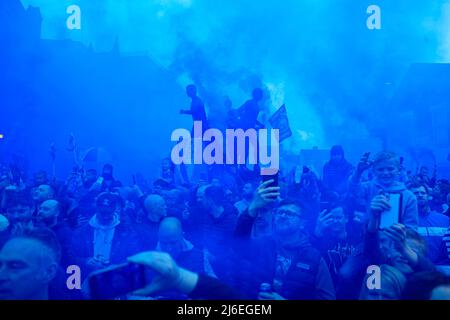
[[159, 231, 183, 258], [161, 159, 171, 172], [196, 187, 206, 206], [36, 200, 59, 227], [32, 185, 53, 203], [273, 204, 302, 235], [330, 153, 343, 162], [242, 183, 254, 198], [157, 200, 168, 219], [0, 239, 55, 299], [329, 207, 347, 234], [34, 173, 47, 186], [411, 186, 429, 209], [146, 198, 167, 221], [373, 159, 399, 186], [186, 86, 196, 97], [165, 191, 180, 208], [102, 167, 113, 178], [6, 205, 32, 224]]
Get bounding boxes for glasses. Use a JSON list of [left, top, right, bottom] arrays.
[[274, 209, 301, 218]]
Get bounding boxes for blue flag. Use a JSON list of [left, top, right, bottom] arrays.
[[269, 104, 292, 142]]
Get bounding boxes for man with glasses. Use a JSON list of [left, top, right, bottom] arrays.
[[233, 180, 336, 300]]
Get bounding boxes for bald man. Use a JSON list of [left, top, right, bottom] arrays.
[[32, 184, 55, 204], [144, 194, 167, 224], [139, 194, 168, 250], [0, 228, 61, 300], [36, 199, 60, 228], [157, 217, 215, 277]]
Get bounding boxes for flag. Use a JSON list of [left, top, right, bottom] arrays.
[[269, 104, 292, 142], [81, 147, 112, 164]]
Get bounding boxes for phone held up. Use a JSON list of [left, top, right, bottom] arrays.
[[378, 191, 401, 230], [88, 262, 152, 300]]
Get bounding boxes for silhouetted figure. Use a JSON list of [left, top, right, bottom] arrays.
[[180, 84, 208, 135], [237, 88, 264, 130]]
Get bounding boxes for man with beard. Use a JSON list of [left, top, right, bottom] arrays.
[[67, 169, 100, 228], [234, 182, 256, 216], [69, 192, 146, 277], [31, 184, 55, 215], [234, 180, 336, 300], [409, 183, 450, 263], [36, 199, 72, 267], [1, 192, 34, 243], [311, 206, 359, 286]]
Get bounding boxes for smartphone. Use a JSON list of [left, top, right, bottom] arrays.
[[96, 176, 104, 185], [319, 201, 330, 212], [88, 262, 150, 300], [262, 172, 279, 188], [379, 193, 401, 229]]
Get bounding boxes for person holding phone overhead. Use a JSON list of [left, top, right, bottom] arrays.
[[233, 179, 336, 300]]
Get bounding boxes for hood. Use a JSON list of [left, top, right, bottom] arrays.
[[373, 180, 407, 193]]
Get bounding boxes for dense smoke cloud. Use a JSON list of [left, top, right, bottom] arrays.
[[18, 0, 450, 160]]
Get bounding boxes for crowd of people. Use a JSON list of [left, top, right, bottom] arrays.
[[1, 86, 450, 300]]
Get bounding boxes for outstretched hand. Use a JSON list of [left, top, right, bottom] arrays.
[[356, 152, 372, 174], [314, 209, 333, 237], [248, 180, 280, 217], [127, 251, 199, 297]]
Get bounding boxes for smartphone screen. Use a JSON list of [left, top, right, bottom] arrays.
[[88, 263, 149, 300], [262, 172, 278, 188], [379, 193, 400, 229], [319, 201, 330, 212]]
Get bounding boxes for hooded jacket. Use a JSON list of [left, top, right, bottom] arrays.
[[349, 179, 418, 230]]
